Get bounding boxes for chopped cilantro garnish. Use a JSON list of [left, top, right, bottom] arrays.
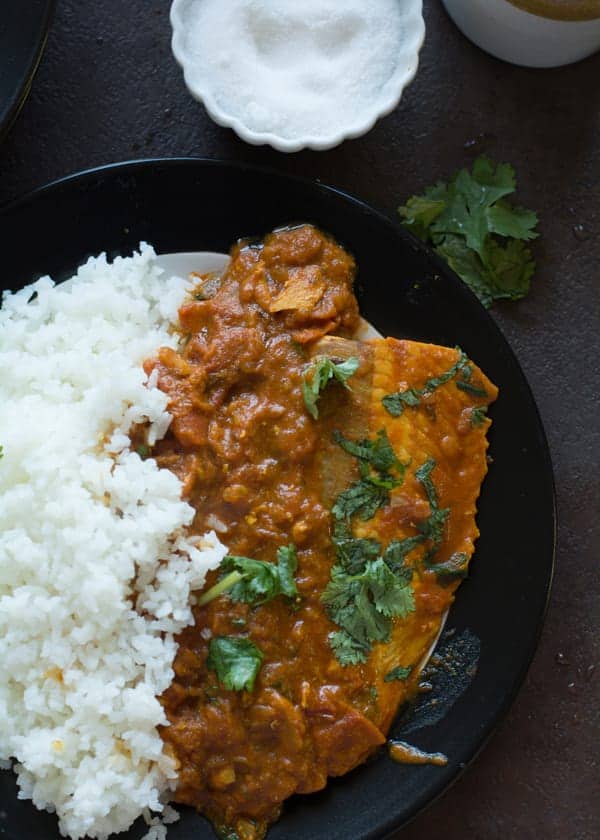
[[324, 431, 417, 665], [332, 523, 381, 575], [0, 445, 3, 460], [331, 429, 406, 522], [302, 356, 359, 419], [384, 665, 413, 682], [456, 380, 488, 398], [198, 545, 299, 607], [331, 479, 391, 523], [136, 445, 150, 458], [384, 537, 425, 572], [398, 157, 539, 307], [322, 558, 415, 666], [470, 406, 488, 426], [382, 349, 469, 417], [427, 552, 469, 585], [206, 636, 264, 693], [414, 458, 440, 508], [415, 459, 449, 552], [418, 506, 449, 548], [333, 428, 404, 475]]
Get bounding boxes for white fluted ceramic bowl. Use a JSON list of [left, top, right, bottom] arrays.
[[170, 0, 425, 152]]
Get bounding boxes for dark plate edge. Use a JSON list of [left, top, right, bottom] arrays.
[[0, 0, 56, 143]]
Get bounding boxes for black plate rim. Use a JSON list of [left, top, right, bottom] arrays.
[[0, 157, 557, 838], [0, 0, 56, 143]]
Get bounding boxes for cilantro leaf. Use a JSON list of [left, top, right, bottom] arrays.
[[435, 234, 496, 306], [370, 560, 415, 618], [418, 506, 449, 547], [485, 201, 539, 241], [456, 380, 488, 398], [398, 192, 447, 240], [382, 388, 421, 417], [0, 445, 3, 460], [206, 636, 264, 692], [333, 524, 381, 574], [414, 458, 440, 507], [328, 630, 370, 666], [384, 665, 413, 682], [322, 558, 415, 665], [334, 428, 403, 474], [427, 551, 470, 585], [415, 459, 449, 551], [382, 349, 469, 417], [331, 429, 406, 522], [332, 479, 391, 522], [302, 356, 359, 419], [198, 545, 299, 607], [274, 544, 300, 598], [399, 157, 539, 308], [384, 536, 425, 572], [481, 238, 536, 300], [470, 406, 488, 427]]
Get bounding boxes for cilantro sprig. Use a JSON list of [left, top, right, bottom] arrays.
[[303, 356, 359, 419], [198, 545, 299, 607], [206, 636, 264, 692], [399, 157, 539, 307], [323, 556, 415, 666]]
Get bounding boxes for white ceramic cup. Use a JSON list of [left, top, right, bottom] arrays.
[[441, 0, 600, 67]]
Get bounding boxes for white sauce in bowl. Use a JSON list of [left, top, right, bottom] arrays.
[[172, 0, 423, 143]]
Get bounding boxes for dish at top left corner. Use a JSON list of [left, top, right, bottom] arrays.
[[0, 0, 55, 142]]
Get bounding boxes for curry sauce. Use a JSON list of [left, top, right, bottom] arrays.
[[144, 225, 497, 839]]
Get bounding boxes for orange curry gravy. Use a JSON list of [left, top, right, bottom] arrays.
[[144, 225, 497, 839]]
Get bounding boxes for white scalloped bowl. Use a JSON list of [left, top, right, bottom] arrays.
[[170, 0, 425, 152]]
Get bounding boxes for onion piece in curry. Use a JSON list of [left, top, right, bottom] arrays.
[[143, 224, 498, 840]]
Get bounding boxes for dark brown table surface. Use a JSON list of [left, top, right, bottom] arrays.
[[1, 2, 598, 838]]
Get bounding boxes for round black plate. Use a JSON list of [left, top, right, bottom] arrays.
[[0, 159, 555, 840], [0, 0, 55, 142]]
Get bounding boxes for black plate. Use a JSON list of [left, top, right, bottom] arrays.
[[0, 159, 555, 840], [0, 0, 55, 141]]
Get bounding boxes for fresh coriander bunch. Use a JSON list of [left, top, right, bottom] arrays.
[[399, 156, 539, 308]]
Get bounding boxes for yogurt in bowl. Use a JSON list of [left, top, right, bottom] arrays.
[[170, 0, 425, 152]]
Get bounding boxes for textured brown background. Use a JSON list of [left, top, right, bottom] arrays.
[[0, 1, 598, 838]]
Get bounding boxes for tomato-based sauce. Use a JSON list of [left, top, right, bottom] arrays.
[[144, 225, 497, 839]]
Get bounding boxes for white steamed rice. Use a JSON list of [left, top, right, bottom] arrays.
[[0, 245, 227, 838]]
